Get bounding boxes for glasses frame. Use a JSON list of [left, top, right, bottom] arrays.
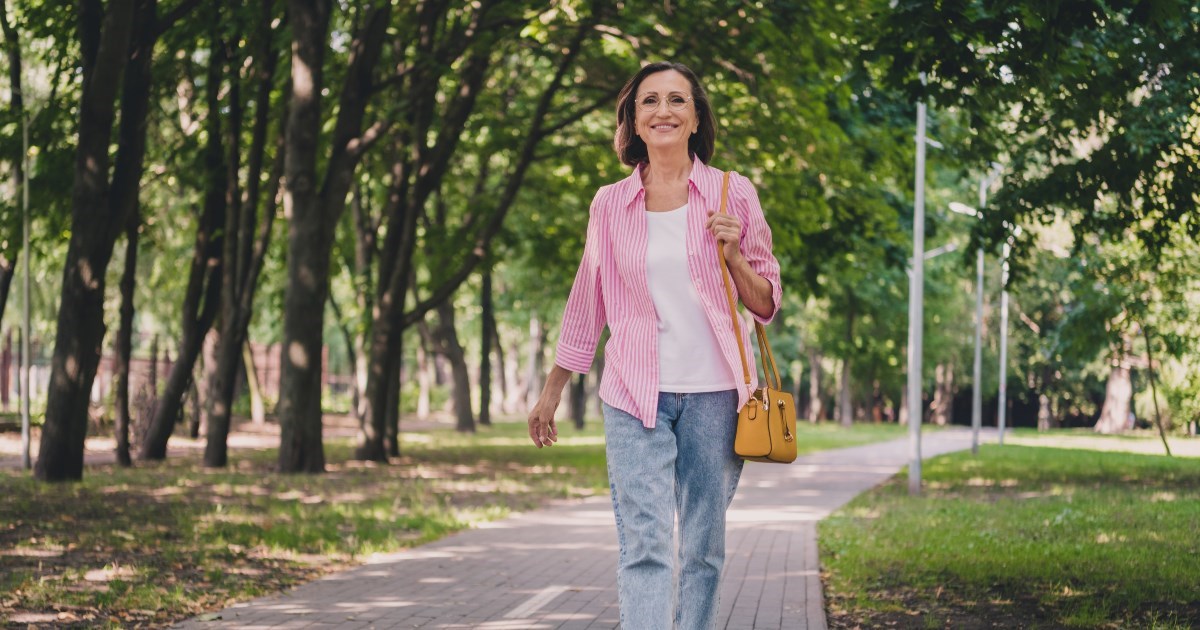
[[635, 91, 695, 113]]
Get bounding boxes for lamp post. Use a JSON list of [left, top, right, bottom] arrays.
[[906, 76, 929, 496], [948, 165, 1001, 455], [997, 222, 1021, 445]]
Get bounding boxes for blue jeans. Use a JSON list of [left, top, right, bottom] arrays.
[[603, 391, 743, 630]]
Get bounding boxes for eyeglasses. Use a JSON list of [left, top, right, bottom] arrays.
[[635, 91, 694, 112]]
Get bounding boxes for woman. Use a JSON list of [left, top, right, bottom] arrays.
[[527, 61, 782, 629]]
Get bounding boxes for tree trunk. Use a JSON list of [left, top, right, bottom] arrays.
[[149, 334, 159, 394], [807, 348, 822, 423], [0, 260, 13, 339], [837, 357, 853, 426], [243, 342, 266, 425], [192, 329, 219, 439], [1037, 393, 1053, 431], [479, 268, 493, 426], [930, 363, 951, 426], [871, 379, 884, 423], [36, 0, 140, 481], [592, 348, 605, 419], [416, 335, 431, 419], [570, 372, 586, 429], [205, 2, 282, 467], [1, 331, 11, 410], [1095, 362, 1132, 434], [278, 0, 334, 473], [504, 339, 521, 413], [433, 301, 474, 433], [526, 315, 544, 410], [141, 24, 227, 461], [385, 346, 401, 457], [0, 0, 25, 336], [898, 384, 908, 426], [112, 219, 138, 467], [279, 0, 389, 473], [490, 313, 507, 417]]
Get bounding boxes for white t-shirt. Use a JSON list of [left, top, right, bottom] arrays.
[[645, 204, 738, 392]]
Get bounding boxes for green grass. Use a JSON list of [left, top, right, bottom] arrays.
[[819, 445, 1200, 629], [0, 418, 903, 628], [790, 421, 908, 454]]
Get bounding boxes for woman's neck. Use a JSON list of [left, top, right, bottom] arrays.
[[642, 149, 692, 185]]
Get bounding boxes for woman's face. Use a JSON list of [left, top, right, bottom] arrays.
[[634, 70, 699, 155]]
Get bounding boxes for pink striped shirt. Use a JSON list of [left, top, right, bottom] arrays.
[[554, 159, 783, 428]]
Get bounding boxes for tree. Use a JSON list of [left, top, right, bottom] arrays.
[[141, 15, 228, 460], [277, 0, 390, 473], [874, 0, 1199, 270], [36, 0, 147, 481], [204, 0, 284, 468]]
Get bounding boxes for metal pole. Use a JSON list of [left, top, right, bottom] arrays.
[[971, 178, 985, 455], [997, 236, 1010, 446], [906, 80, 927, 496], [21, 109, 32, 470]]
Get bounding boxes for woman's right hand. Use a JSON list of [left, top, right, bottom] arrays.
[[527, 393, 560, 448], [528, 365, 574, 448]]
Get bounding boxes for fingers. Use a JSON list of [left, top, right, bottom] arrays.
[[705, 211, 741, 238], [528, 414, 558, 448]]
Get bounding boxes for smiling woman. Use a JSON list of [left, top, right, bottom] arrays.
[[526, 61, 784, 630]]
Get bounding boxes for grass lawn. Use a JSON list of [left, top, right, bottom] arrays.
[[819, 444, 1200, 629], [1, 418, 899, 628]]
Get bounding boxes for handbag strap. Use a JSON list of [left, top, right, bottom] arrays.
[[715, 172, 783, 393]]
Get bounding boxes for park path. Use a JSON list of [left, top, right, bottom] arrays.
[[175, 428, 988, 630]]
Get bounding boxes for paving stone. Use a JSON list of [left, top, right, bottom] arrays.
[[175, 430, 987, 629]]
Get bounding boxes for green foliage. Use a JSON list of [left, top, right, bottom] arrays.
[[873, 0, 1200, 269]]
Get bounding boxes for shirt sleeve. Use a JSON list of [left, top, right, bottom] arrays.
[[730, 172, 783, 325], [554, 188, 609, 374]]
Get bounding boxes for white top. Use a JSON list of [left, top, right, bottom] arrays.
[[644, 204, 738, 392]]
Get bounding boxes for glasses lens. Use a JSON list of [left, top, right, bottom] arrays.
[[638, 95, 660, 110], [667, 94, 689, 110]]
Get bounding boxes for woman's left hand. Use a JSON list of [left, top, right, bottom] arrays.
[[706, 211, 742, 263]]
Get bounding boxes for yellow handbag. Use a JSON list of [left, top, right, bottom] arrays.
[[715, 172, 798, 464]]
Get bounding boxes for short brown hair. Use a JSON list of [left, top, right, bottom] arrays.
[[613, 62, 716, 167]]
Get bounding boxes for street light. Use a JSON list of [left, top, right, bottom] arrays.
[[947, 200, 984, 454], [997, 221, 1021, 445], [948, 166, 1001, 455], [906, 78, 929, 496]]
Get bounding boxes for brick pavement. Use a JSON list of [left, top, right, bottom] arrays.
[[175, 429, 988, 629]]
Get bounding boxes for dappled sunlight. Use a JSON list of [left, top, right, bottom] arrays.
[[286, 341, 309, 369], [466, 435, 607, 447], [83, 564, 139, 582], [272, 489, 326, 504], [0, 546, 65, 558], [474, 621, 557, 629], [198, 511, 273, 527], [210, 483, 275, 497], [965, 477, 1020, 487], [1005, 434, 1200, 458], [727, 506, 825, 523]]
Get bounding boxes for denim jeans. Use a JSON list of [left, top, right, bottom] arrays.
[[603, 390, 744, 630]]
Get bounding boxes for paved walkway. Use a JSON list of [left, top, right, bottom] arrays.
[[177, 429, 989, 629]]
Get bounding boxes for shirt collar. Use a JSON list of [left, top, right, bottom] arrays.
[[613, 158, 723, 211]]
